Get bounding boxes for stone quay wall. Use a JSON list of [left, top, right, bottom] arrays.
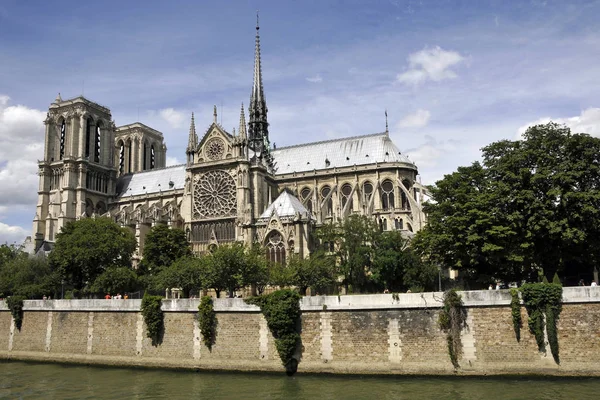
[[0, 287, 599, 376]]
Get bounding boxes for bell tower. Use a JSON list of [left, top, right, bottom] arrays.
[[33, 94, 116, 250]]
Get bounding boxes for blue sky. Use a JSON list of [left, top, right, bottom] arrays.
[[1, 0, 600, 243]]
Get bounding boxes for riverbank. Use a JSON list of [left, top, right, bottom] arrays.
[[1, 288, 599, 376]]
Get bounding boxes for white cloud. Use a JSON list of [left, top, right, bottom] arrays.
[[166, 156, 180, 166], [404, 135, 457, 169], [0, 222, 29, 245], [306, 74, 323, 83], [0, 96, 44, 215], [517, 108, 600, 138], [397, 46, 464, 85], [398, 109, 431, 128], [159, 108, 186, 128]]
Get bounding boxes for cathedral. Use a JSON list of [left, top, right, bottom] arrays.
[[32, 21, 426, 264]]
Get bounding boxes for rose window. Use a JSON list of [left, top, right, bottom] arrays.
[[193, 170, 237, 219], [205, 138, 225, 161]]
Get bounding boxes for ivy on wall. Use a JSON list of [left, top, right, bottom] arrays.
[[510, 288, 522, 342], [7, 295, 25, 330], [246, 289, 302, 374], [438, 289, 467, 368], [141, 294, 164, 346], [520, 282, 562, 364], [198, 296, 217, 350]]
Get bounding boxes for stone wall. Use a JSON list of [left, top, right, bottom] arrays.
[[0, 287, 599, 376]]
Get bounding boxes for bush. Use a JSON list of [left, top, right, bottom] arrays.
[[510, 288, 522, 342], [246, 289, 302, 372], [141, 293, 164, 346], [520, 282, 562, 363], [438, 289, 466, 368], [198, 296, 217, 350], [7, 295, 26, 330]]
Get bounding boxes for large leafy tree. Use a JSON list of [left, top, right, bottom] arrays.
[[415, 123, 600, 283], [90, 266, 138, 296], [0, 252, 57, 298], [140, 225, 191, 275], [372, 230, 437, 292], [49, 217, 137, 290], [288, 251, 337, 295], [154, 256, 206, 298]]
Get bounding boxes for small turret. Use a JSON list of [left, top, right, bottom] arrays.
[[239, 103, 247, 140], [186, 112, 197, 166]]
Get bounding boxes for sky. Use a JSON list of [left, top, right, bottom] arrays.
[[1, 0, 600, 244]]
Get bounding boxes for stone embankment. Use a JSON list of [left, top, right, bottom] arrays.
[[1, 287, 599, 376]]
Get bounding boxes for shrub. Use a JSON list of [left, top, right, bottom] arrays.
[[246, 289, 302, 371], [7, 295, 26, 330], [438, 289, 466, 368], [198, 296, 217, 350], [141, 293, 164, 346], [510, 288, 522, 342]]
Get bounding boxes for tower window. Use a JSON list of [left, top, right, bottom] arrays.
[[151, 145, 155, 169], [59, 120, 66, 160], [94, 125, 101, 163]]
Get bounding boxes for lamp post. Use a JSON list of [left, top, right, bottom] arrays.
[[61, 280, 64, 299]]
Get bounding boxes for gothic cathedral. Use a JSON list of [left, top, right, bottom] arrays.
[[32, 21, 426, 264]]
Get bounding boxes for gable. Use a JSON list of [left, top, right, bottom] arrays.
[[197, 123, 234, 162]]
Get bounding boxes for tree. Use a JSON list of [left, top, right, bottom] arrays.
[[154, 256, 205, 298], [140, 225, 191, 275], [49, 217, 137, 290], [372, 230, 437, 292], [288, 251, 337, 295], [204, 243, 248, 298], [90, 266, 138, 295], [0, 252, 57, 298], [415, 123, 600, 283]]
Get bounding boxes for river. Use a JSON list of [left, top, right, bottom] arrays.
[[0, 361, 598, 399]]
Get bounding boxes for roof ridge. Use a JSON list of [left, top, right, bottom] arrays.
[[272, 132, 387, 151], [119, 164, 185, 177]]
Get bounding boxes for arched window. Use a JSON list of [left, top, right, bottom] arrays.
[[341, 183, 353, 210], [59, 119, 66, 160], [143, 141, 147, 170], [395, 218, 403, 230], [118, 141, 125, 175], [127, 138, 132, 173], [363, 181, 373, 204], [85, 199, 94, 217], [321, 186, 333, 216], [266, 231, 286, 265], [381, 180, 395, 210], [300, 187, 313, 213], [94, 122, 101, 163], [151, 144, 155, 169], [85, 118, 92, 159]]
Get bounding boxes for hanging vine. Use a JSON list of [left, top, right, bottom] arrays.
[[198, 296, 217, 350], [438, 289, 467, 368], [7, 295, 25, 331], [510, 288, 522, 342], [246, 289, 302, 374], [519, 282, 562, 364], [141, 294, 164, 346]]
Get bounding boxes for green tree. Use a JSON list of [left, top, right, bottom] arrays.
[[90, 266, 138, 295], [140, 225, 191, 275], [415, 123, 600, 283], [372, 230, 437, 292], [49, 217, 137, 290], [204, 243, 247, 298], [288, 251, 337, 295], [154, 256, 205, 298], [0, 253, 57, 298]]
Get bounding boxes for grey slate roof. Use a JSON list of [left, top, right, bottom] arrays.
[[271, 132, 414, 175], [259, 190, 312, 220], [115, 165, 186, 198]]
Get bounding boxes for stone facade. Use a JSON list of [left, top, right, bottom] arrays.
[[31, 21, 426, 260], [1, 287, 599, 376]]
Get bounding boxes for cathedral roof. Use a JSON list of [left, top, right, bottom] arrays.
[[259, 190, 311, 220], [115, 164, 186, 198], [271, 132, 415, 175]]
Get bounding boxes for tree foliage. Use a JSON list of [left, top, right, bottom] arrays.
[[414, 123, 600, 283], [140, 225, 191, 275], [154, 256, 205, 297], [49, 218, 136, 290], [90, 266, 138, 295], [288, 251, 337, 295], [0, 251, 57, 298]]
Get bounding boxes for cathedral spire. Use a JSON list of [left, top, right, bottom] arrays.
[[187, 112, 197, 152], [248, 11, 270, 159], [238, 103, 247, 139]]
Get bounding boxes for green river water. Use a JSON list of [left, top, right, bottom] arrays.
[[0, 361, 598, 399]]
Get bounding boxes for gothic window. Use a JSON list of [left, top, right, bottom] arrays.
[[341, 183, 353, 210], [94, 124, 101, 163], [395, 218, 403, 230], [407, 223, 413, 232], [143, 142, 147, 170], [127, 139, 132, 173], [151, 145, 155, 169], [85, 199, 94, 217], [381, 180, 395, 210], [300, 187, 312, 213], [85, 118, 92, 158], [118, 141, 125, 175], [59, 120, 66, 160], [266, 231, 286, 265], [193, 170, 237, 219], [363, 181, 373, 204], [321, 185, 333, 216], [191, 220, 235, 243], [205, 138, 225, 161], [401, 192, 410, 210]]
